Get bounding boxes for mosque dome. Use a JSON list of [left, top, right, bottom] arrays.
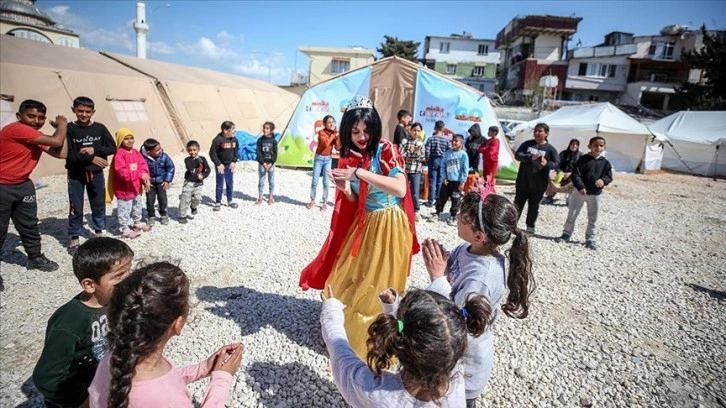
[[0, 0, 56, 27]]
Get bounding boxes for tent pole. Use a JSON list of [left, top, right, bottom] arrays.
[[667, 141, 697, 174]]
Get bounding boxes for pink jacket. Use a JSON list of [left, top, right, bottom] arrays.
[[88, 354, 233, 408], [112, 148, 149, 200]]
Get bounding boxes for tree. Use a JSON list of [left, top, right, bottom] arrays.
[[377, 35, 420, 62], [675, 26, 726, 109]]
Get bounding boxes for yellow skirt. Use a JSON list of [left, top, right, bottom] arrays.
[[325, 205, 413, 359]]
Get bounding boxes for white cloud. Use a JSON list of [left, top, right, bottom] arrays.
[[148, 41, 175, 56], [216, 31, 236, 43], [179, 37, 238, 61], [43, 4, 133, 51], [232, 53, 291, 85]]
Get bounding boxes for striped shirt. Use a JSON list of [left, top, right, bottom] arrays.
[[425, 134, 450, 161]]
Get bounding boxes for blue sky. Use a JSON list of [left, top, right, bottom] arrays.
[[39, 1, 725, 85]]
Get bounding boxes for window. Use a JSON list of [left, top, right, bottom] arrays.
[[110, 100, 149, 123], [446, 64, 457, 74], [331, 59, 350, 74], [473, 66, 485, 76], [648, 72, 670, 82], [478, 44, 488, 55], [440, 42, 450, 53], [578, 63, 587, 76], [583, 63, 616, 78], [8, 29, 51, 43], [648, 41, 675, 60], [57, 37, 79, 48]]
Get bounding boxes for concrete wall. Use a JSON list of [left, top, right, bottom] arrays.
[[306, 51, 374, 85]]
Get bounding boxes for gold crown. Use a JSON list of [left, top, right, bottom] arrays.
[[346, 95, 374, 111]]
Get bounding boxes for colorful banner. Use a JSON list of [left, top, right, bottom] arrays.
[[278, 67, 372, 167], [413, 70, 517, 180]]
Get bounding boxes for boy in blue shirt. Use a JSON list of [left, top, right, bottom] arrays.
[[32, 237, 133, 408], [431, 134, 469, 225]]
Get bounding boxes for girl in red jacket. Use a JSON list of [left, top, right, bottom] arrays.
[[109, 128, 151, 239]]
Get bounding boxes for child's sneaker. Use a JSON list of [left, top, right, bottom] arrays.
[[415, 212, 421, 221], [321, 203, 328, 211], [147, 217, 156, 226], [306, 201, 315, 209], [556, 233, 571, 243], [133, 223, 152, 232], [26, 254, 59, 272], [120, 230, 141, 239], [585, 240, 597, 250], [268, 196, 275, 205], [427, 212, 441, 222], [191, 207, 198, 216], [255, 198, 263, 205], [229, 202, 239, 209], [160, 216, 169, 225], [526, 227, 536, 235], [213, 203, 221, 212], [178, 217, 188, 224]]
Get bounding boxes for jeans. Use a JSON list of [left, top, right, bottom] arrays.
[[258, 164, 276, 197], [407, 172, 421, 212], [67, 170, 106, 238], [427, 156, 443, 205], [563, 192, 602, 242], [311, 154, 332, 202], [0, 180, 42, 259], [215, 163, 234, 204], [435, 181, 462, 216], [146, 182, 168, 217], [513, 189, 546, 229]]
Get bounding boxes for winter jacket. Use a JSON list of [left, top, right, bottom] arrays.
[[465, 124, 486, 172], [141, 147, 175, 184]]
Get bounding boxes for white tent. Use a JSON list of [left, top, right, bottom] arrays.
[[510, 103, 654, 173], [648, 111, 726, 177]]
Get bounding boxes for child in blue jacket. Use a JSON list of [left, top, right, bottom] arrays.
[[141, 138, 175, 225], [432, 134, 469, 225]]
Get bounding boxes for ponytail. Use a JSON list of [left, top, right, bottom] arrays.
[[503, 228, 535, 319], [461, 293, 492, 337], [366, 314, 405, 377]]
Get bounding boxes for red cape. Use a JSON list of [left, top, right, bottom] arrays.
[[299, 144, 420, 291]]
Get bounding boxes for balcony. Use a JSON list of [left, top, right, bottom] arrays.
[[568, 43, 637, 59], [496, 15, 582, 48]]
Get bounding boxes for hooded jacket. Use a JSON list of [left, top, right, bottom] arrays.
[[141, 146, 175, 184], [465, 124, 486, 172]]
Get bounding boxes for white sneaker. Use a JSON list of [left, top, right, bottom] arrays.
[[415, 212, 421, 221]]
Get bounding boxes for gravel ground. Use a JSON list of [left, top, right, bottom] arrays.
[[1, 157, 724, 408]]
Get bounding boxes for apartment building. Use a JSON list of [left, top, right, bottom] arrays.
[[299, 46, 375, 86], [495, 15, 582, 95], [420, 32, 500, 93]]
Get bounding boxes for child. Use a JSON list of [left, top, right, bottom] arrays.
[[33, 237, 134, 408], [393, 109, 412, 147], [308, 115, 340, 211], [321, 285, 491, 407], [423, 193, 535, 408], [432, 134, 469, 226], [557, 136, 613, 250], [0, 99, 67, 279], [109, 129, 151, 239], [88, 262, 243, 407], [543, 138, 582, 205], [209, 121, 239, 211], [400, 122, 426, 220], [424, 120, 450, 207], [256, 121, 278, 205], [66, 96, 117, 252], [141, 138, 175, 225], [478, 126, 501, 193], [178, 140, 211, 224]]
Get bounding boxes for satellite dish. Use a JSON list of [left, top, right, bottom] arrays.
[[539, 76, 559, 88]]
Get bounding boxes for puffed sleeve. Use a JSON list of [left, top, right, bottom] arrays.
[[378, 141, 404, 176]]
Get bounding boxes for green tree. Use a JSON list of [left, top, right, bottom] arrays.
[[675, 26, 726, 109], [377, 35, 420, 62]]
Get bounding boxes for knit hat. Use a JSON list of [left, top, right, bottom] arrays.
[[115, 128, 133, 147]]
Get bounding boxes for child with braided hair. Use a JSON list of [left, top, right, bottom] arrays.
[[423, 192, 536, 408], [320, 285, 491, 407], [88, 262, 243, 407]]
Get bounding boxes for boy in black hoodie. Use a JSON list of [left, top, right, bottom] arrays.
[[209, 121, 239, 211], [256, 121, 278, 205], [178, 140, 210, 223], [557, 136, 613, 250], [65, 97, 116, 253]]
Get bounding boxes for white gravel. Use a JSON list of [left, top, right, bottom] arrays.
[[1, 155, 725, 408]]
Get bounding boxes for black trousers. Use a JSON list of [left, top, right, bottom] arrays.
[[146, 183, 168, 217], [514, 189, 546, 229], [68, 170, 106, 239], [0, 180, 42, 259], [435, 180, 462, 216]]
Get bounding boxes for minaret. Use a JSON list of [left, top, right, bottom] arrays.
[[132, 2, 149, 59]]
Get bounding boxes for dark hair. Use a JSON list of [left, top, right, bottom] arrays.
[[322, 115, 335, 124], [367, 289, 491, 403], [434, 121, 445, 132], [72, 237, 134, 283], [220, 121, 235, 132], [468, 124, 482, 139], [143, 138, 160, 150], [452, 133, 465, 143], [339, 107, 382, 157], [186, 140, 200, 149], [410, 122, 423, 131], [18, 99, 47, 114], [73, 96, 94, 109], [107, 262, 190, 408], [397, 110, 411, 120], [589, 136, 606, 146], [569, 138, 580, 147], [534, 122, 549, 134], [458, 192, 535, 319], [488, 126, 499, 135], [263, 121, 275, 131]]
